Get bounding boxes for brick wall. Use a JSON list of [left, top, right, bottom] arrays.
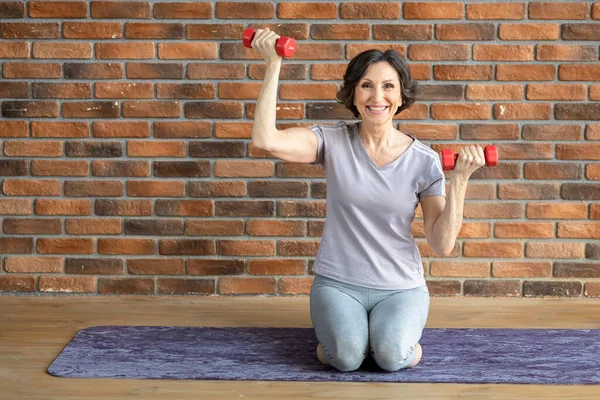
[[0, 1, 599, 297]]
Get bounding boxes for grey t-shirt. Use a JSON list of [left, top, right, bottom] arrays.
[[310, 121, 446, 290]]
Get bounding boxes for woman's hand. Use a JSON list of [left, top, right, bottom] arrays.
[[453, 145, 486, 180], [250, 28, 282, 65]]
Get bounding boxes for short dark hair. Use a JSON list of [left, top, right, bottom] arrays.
[[336, 49, 421, 118]]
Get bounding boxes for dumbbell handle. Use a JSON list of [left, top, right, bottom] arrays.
[[242, 28, 296, 58]]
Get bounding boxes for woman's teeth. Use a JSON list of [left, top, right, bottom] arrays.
[[367, 106, 388, 112]]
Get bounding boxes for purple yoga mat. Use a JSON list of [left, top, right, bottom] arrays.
[[47, 326, 600, 384]]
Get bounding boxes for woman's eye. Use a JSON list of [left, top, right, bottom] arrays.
[[385, 84, 394, 88]]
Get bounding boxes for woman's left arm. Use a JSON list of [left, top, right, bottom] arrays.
[[421, 145, 486, 256]]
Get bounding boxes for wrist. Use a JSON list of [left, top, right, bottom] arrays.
[[266, 60, 282, 69], [450, 175, 469, 189]]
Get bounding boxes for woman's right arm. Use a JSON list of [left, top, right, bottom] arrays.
[[250, 29, 319, 164]]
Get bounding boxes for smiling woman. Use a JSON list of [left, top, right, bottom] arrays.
[[335, 49, 420, 119], [248, 30, 487, 374]]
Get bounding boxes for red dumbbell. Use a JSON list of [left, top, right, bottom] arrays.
[[440, 145, 498, 171], [242, 28, 296, 58]]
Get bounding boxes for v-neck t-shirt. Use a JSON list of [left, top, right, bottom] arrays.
[[309, 121, 446, 290]]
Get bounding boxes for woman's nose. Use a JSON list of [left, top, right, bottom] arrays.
[[371, 88, 384, 102]]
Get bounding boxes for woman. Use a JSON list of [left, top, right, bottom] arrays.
[[250, 28, 486, 372]]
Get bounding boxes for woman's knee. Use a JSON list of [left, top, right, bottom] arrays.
[[325, 338, 368, 372], [371, 342, 418, 372]]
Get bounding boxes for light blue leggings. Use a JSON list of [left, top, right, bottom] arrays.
[[310, 274, 430, 372]]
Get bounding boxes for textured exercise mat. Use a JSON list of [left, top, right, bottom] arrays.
[[48, 326, 600, 384]]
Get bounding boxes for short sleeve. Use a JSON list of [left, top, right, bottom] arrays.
[[309, 124, 325, 166], [419, 157, 446, 197], [308, 122, 346, 167]]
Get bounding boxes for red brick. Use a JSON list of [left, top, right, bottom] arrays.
[[158, 43, 217, 59], [493, 103, 553, 120], [215, 2, 274, 19], [0, 42, 29, 58], [1, 22, 59, 39], [98, 278, 155, 295], [93, 121, 150, 138], [404, 2, 463, 19], [2, 179, 61, 196], [529, 2, 589, 20], [95, 82, 154, 99], [492, 262, 552, 278], [473, 45, 533, 61], [526, 242, 583, 259], [0, 121, 28, 138], [523, 124, 582, 141], [215, 122, 253, 138], [39, 276, 95, 293], [537, 45, 597, 61], [464, 242, 523, 258], [434, 23, 493, 40], [128, 258, 185, 275], [279, 84, 338, 100], [248, 259, 305, 275], [37, 238, 94, 254], [495, 222, 555, 238], [431, 103, 491, 120], [278, 3, 337, 19], [466, 84, 524, 100], [279, 277, 313, 294], [527, 84, 586, 100], [189, 181, 247, 197], [91, 1, 150, 18], [466, 3, 526, 20], [4, 256, 62, 273], [186, 220, 244, 236], [33, 42, 91, 59], [247, 220, 306, 236], [158, 278, 215, 295], [0, 199, 33, 215], [35, 199, 92, 215], [219, 277, 277, 295], [219, 240, 275, 256], [127, 181, 185, 197], [187, 259, 245, 275], [98, 238, 155, 255], [122, 101, 181, 118], [154, 121, 212, 138], [154, 2, 212, 19], [4, 218, 61, 234], [29, 1, 87, 18], [31, 121, 89, 138], [215, 160, 274, 178], [65, 218, 121, 235], [96, 43, 155, 59], [430, 261, 489, 277], [496, 65, 556, 81], [218, 82, 261, 100], [125, 22, 183, 39], [527, 203, 586, 220], [557, 222, 600, 239], [410, 44, 470, 61], [127, 141, 185, 157], [498, 23, 559, 40], [63, 22, 122, 39], [434, 65, 494, 81]]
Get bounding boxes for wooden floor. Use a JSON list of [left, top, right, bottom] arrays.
[[2, 295, 600, 400]]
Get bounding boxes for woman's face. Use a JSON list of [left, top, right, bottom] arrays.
[[353, 61, 402, 124]]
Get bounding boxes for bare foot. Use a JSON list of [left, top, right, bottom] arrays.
[[407, 343, 422, 368], [316, 343, 330, 366]]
